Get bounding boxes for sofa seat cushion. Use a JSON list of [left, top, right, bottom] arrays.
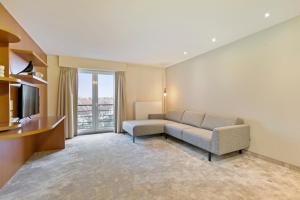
[[182, 128, 212, 151], [122, 120, 166, 136], [201, 114, 240, 131], [181, 111, 205, 127], [165, 122, 194, 140], [165, 110, 184, 122]]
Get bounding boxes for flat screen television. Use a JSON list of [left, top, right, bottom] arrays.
[[18, 84, 40, 119]]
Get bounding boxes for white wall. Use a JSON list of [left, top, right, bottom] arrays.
[[166, 16, 300, 167], [126, 64, 165, 119], [47, 55, 165, 120], [47, 56, 60, 116]]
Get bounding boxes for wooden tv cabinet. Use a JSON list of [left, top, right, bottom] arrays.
[[0, 116, 65, 188]]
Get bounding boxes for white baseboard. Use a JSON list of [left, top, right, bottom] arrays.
[[246, 151, 300, 172]]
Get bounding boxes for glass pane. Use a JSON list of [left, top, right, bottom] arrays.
[[97, 74, 114, 130], [78, 72, 93, 132]]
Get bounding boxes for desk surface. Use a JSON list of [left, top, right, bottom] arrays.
[[0, 116, 65, 140]]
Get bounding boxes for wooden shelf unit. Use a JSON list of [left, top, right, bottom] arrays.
[[0, 29, 19, 125], [0, 116, 65, 140], [10, 49, 48, 67], [0, 29, 20, 43], [0, 76, 20, 83], [0, 6, 52, 189], [0, 116, 65, 188], [0, 122, 21, 132], [0, 29, 48, 125], [11, 74, 47, 85]]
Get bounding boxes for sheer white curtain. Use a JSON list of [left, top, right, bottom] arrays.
[[114, 71, 127, 133], [57, 67, 78, 139]]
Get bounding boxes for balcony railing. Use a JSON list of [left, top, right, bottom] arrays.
[[77, 104, 114, 132]]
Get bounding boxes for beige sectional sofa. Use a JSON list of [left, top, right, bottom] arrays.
[[122, 110, 250, 161]]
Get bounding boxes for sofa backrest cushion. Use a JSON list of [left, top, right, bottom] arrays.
[[165, 110, 184, 122], [181, 111, 205, 127], [201, 114, 241, 130]]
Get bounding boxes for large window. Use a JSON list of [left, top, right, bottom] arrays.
[[77, 70, 114, 134]]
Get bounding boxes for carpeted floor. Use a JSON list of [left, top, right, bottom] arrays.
[[0, 133, 300, 200]]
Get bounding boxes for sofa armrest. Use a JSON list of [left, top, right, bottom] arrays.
[[211, 124, 250, 155], [148, 114, 165, 119]]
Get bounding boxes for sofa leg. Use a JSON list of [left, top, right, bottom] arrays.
[[132, 136, 135, 143], [239, 150, 243, 154], [208, 152, 212, 162], [165, 134, 168, 139]]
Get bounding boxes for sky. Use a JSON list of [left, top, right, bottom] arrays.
[[78, 72, 114, 98]]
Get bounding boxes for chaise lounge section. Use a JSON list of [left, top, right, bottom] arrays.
[[122, 110, 250, 161]]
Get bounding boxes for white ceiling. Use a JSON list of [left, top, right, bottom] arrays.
[[2, 0, 300, 67]]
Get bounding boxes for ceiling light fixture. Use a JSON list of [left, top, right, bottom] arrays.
[[211, 38, 217, 43], [264, 12, 270, 18], [183, 51, 188, 55]]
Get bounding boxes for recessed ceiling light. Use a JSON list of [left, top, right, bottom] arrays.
[[264, 12, 270, 18], [211, 38, 217, 43], [183, 51, 188, 55]]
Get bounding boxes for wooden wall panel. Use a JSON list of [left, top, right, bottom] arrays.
[[0, 82, 9, 123], [0, 3, 55, 188], [0, 135, 36, 188], [0, 117, 65, 188], [36, 121, 65, 151], [0, 3, 48, 117], [0, 43, 10, 123], [0, 43, 9, 75], [0, 3, 46, 61]]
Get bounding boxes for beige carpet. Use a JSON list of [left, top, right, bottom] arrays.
[[0, 133, 300, 200]]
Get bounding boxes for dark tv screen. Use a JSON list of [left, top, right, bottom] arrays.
[[18, 84, 40, 119]]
